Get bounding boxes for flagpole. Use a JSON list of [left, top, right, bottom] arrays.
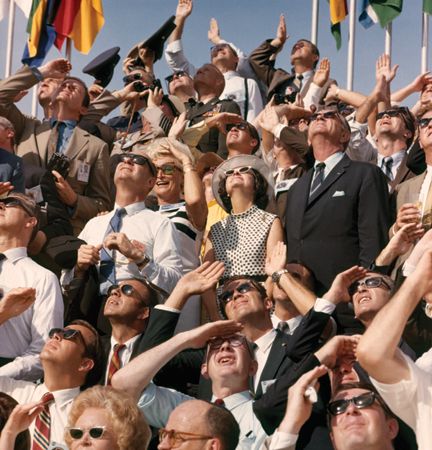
[[347, 0, 357, 90], [31, 87, 38, 117], [5, 0, 16, 77], [385, 22, 392, 57], [421, 12, 429, 73], [66, 37, 72, 61], [311, 0, 319, 44]]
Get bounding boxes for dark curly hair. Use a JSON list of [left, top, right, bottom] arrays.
[[218, 168, 268, 212]]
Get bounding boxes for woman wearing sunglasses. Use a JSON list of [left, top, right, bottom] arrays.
[[64, 386, 150, 450], [203, 155, 284, 320]]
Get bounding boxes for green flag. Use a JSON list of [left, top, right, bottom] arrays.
[[424, 0, 432, 14], [370, 0, 403, 28]]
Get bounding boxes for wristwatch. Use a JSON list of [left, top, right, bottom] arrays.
[[271, 269, 289, 285], [136, 253, 150, 269]]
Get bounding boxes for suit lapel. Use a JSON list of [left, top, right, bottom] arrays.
[[308, 154, 350, 206], [389, 153, 411, 193], [37, 121, 53, 164], [64, 127, 89, 161]]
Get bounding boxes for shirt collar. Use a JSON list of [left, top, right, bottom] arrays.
[[211, 390, 253, 409], [253, 328, 276, 353], [47, 385, 81, 408], [314, 151, 344, 173], [271, 313, 303, 333], [3, 247, 27, 263], [49, 118, 77, 129], [224, 71, 239, 80], [110, 334, 140, 351], [113, 201, 147, 216], [377, 149, 406, 166], [427, 164, 432, 174]]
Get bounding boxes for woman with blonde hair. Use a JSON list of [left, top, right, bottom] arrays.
[[65, 386, 150, 450]]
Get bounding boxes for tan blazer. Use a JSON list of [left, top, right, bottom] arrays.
[[0, 66, 112, 235]]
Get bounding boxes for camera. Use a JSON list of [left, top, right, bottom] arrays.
[[274, 87, 299, 105], [132, 78, 162, 93], [47, 152, 70, 179]]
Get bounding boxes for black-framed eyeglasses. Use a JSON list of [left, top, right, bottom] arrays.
[[309, 111, 339, 122], [224, 166, 253, 177], [328, 391, 381, 416], [159, 428, 213, 448], [48, 327, 88, 351], [207, 334, 247, 350], [210, 43, 231, 57], [155, 163, 180, 176], [219, 281, 256, 307], [418, 117, 432, 129], [66, 426, 106, 440], [165, 70, 187, 85], [348, 276, 392, 296], [118, 153, 156, 176], [226, 122, 249, 133]]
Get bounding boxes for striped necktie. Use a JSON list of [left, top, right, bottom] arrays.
[[107, 343, 126, 385], [381, 156, 394, 181], [310, 162, 326, 196], [32, 392, 54, 450]]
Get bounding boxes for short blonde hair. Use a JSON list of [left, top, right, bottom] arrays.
[[145, 137, 195, 166], [65, 386, 150, 450]]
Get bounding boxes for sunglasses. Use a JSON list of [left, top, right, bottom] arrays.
[[309, 111, 339, 122], [328, 391, 382, 416], [226, 122, 249, 132], [224, 166, 253, 177], [122, 73, 143, 84], [348, 276, 392, 296], [107, 283, 138, 297], [165, 70, 187, 84], [0, 198, 34, 216], [219, 281, 256, 306], [118, 153, 156, 176], [210, 43, 231, 57], [48, 327, 87, 350], [376, 109, 403, 121], [66, 426, 106, 440], [159, 429, 213, 448], [155, 164, 180, 176], [418, 117, 432, 129]]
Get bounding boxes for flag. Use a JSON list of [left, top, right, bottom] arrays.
[[22, 0, 57, 66], [68, 0, 104, 53], [424, 0, 432, 14], [329, 0, 348, 50], [359, 0, 403, 29], [53, 0, 81, 50], [0, 0, 32, 21]]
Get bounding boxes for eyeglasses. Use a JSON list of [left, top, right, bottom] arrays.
[[106, 283, 147, 304], [122, 73, 143, 84], [328, 391, 382, 416], [309, 111, 339, 122], [210, 43, 231, 57], [207, 334, 247, 350], [226, 122, 249, 132], [224, 166, 253, 177], [219, 281, 256, 307], [66, 426, 106, 440], [418, 117, 432, 129], [48, 327, 87, 351], [155, 164, 180, 176], [348, 276, 392, 296], [118, 153, 156, 176], [165, 70, 187, 84], [159, 429, 213, 448], [376, 109, 403, 121], [0, 198, 34, 216]]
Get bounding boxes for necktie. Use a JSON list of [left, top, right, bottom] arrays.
[[32, 392, 54, 450], [277, 321, 290, 334], [99, 208, 126, 290], [294, 74, 303, 91], [381, 156, 394, 181], [107, 343, 126, 385], [310, 162, 326, 196], [213, 398, 225, 407]]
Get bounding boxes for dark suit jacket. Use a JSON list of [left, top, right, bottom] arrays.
[[186, 97, 240, 158], [285, 153, 391, 296], [0, 148, 24, 192]]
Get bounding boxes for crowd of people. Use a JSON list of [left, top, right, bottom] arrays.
[[0, 0, 432, 449]]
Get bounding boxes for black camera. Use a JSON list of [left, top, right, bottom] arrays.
[[132, 78, 162, 93], [47, 152, 70, 179], [274, 87, 299, 105]]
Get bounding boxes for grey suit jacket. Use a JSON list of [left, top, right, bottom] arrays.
[[0, 66, 112, 234]]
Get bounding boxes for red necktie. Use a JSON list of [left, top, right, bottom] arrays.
[[32, 392, 54, 450], [107, 343, 126, 385], [213, 398, 225, 407]]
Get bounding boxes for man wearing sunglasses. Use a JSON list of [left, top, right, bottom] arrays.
[[0, 193, 63, 381], [0, 320, 103, 448]]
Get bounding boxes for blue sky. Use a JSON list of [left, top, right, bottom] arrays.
[[0, 0, 429, 116]]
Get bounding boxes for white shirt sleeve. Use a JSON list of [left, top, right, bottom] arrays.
[[346, 117, 377, 162], [246, 78, 264, 122], [164, 39, 197, 77], [265, 431, 298, 450], [302, 82, 323, 109]]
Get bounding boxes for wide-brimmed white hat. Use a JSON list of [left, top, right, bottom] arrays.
[[211, 155, 274, 211]]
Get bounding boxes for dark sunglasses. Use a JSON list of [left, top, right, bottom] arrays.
[[165, 70, 187, 84], [107, 283, 139, 298], [219, 281, 256, 306], [122, 73, 143, 84], [0, 198, 34, 216], [418, 117, 432, 129], [376, 109, 403, 121], [224, 166, 253, 177], [309, 111, 339, 122], [210, 43, 231, 57], [118, 153, 156, 176], [48, 327, 87, 350], [348, 276, 392, 296], [226, 122, 249, 132], [66, 426, 106, 440], [328, 391, 380, 416], [155, 164, 180, 176]]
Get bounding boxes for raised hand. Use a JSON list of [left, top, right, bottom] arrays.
[[270, 14, 288, 48], [182, 319, 243, 349], [313, 58, 330, 87], [208, 18, 221, 44], [52, 170, 77, 206], [375, 53, 398, 83], [39, 58, 71, 79], [168, 112, 188, 140], [323, 266, 368, 304], [175, 261, 225, 297], [265, 241, 287, 275], [0, 287, 36, 323], [176, 0, 193, 19]]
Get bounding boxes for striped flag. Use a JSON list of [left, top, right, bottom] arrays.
[[359, 0, 403, 29], [53, 0, 81, 50], [329, 0, 348, 49]]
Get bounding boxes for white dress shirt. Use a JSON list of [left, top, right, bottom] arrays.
[[271, 314, 303, 335], [138, 383, 268, 450], [0, 247, 63, 381], [377, 149, 406, 181], [0, 376, 79, 447], [63, 201, 183, 295], [104, 334, 140, 384]]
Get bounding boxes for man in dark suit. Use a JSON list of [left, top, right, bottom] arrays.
[[0, 117, 24, 193], [284, 109, 391, 299]]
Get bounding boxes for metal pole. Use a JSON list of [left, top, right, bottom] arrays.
[[311, 0, 319, 45], [421, 12, 429, 73], [385, 22, 392, 57], [5, 0, 16, 77], [347, 0, 357, 90], [66, 37, 72, 61], [31, 85, 38, 117]]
